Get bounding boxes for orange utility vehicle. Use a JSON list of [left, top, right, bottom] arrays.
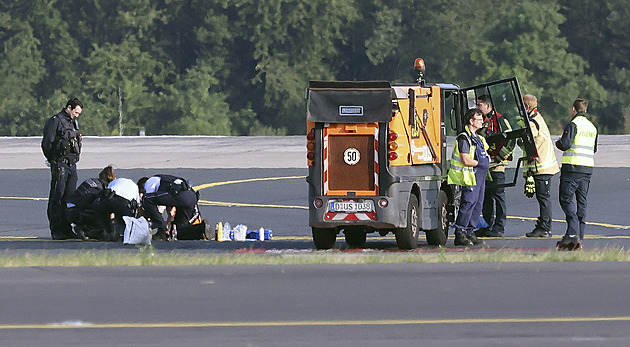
[[306, 59, 538, 250]]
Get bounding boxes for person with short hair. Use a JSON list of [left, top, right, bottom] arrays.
[[41, 98, 83, 240], [93, 177, 141, 241], [555, 98, 598, 250], [448, 108, 490, 246], [138, 175, 201, 241], [66, 165, 116, 239], [522, 94, 560, 238], [475, 95, 514, 238]]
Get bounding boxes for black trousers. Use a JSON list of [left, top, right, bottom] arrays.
[[96, 195, 137, 224], [533, 174, 555, 231], [47, 161, 78, 239], [92, 194, 138, 240], [142, 190, 198, 231], [483, 171, 506, 234]]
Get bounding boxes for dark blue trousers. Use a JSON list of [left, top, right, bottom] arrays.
[[559, 172, 590, 240], [454, 179, 486, 235]]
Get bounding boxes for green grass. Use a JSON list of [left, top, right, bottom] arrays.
[[1, 246, 630, 267]]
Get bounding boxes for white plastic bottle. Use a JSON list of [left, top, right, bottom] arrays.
[[259, 227, 265, 241], [171, 224, 177, 241]]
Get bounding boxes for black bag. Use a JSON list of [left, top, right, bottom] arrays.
[[177, 220, 214, 240]]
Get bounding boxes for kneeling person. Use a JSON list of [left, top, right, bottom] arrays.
[[66, 165, 116, 239], [94, 177, 141, 241], [138, 174, 211, 241]]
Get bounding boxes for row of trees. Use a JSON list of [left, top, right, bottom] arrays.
[[0, 0, 628, 136]]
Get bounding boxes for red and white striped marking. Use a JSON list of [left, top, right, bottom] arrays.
[[324, 211, 378, 221]]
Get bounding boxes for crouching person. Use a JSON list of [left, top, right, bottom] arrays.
[[138, 174, 213, 241], [93, 177, 141, 241], [66, 165, 116, 240]]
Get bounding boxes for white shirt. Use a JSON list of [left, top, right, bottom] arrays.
[[144, 176, 185, 194], [144, 176, 161, 194], [108, 178, 140, 203]]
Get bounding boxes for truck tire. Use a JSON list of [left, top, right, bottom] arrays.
[[312, 227, 337, 250], [425, 190, 448, 246], [395, 194, 419, 250], [344, 227, 367, 248]]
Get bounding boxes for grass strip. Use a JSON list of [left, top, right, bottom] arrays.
[[0, 246, 629, 267]]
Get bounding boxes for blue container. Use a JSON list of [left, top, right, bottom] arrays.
[[246, 229, 273, 240]]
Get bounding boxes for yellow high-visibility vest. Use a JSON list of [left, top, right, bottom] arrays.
[[561, 115, 596, 167], [447, 127, 489, 187]]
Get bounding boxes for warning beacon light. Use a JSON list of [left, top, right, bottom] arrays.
[[414, 58, 426, 86]]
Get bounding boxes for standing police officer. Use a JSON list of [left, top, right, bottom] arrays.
[[41, 98, 83, 240], [555, 98, 597, 250]]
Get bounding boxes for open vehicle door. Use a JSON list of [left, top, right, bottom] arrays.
[[460, 77, 538, 188]]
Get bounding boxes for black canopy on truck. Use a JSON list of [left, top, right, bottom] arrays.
[[307, 81, 393, 123]]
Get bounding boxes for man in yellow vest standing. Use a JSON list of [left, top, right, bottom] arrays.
[[555, 98, 598, 250], [522, 94, 560, 238]]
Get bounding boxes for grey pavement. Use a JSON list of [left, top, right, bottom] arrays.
[[0, 135, 306, 170], [1, 134, 627, 170]]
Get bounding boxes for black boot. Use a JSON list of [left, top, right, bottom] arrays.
[[467, 233, 485, 246], [105, 218, 121, 242], [556, 235, 581, 251], [454, 232, 473, 246], [526, 228, 552, 238]]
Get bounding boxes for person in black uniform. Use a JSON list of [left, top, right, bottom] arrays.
[[65, 165, 116, 240], [93, 177, 141, 241], [41, 98, 83, 240], [137, 174, 204, 241]]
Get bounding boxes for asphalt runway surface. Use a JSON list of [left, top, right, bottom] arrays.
[[1, 136, 630, 346], [2, 263, 630, 346]]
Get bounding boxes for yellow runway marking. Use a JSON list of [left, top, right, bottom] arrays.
[[193, 176, 305, 191], [508, 216, 629, 229], [0, 236, 38, 240], [2, 316, 630, 330], [272, 236, 313, 241], [0, 196, 47, 201]]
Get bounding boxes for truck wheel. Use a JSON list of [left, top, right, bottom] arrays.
[[425, 190, 448, 246], [312, 227, 337, 250], [344, 228, 367, 248], [395, 194, 419, 250]]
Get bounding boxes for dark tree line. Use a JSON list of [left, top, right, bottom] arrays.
[[0, 0, 628, 136]]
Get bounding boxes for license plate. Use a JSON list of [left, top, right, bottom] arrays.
[[329, 200, 373, 213]]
